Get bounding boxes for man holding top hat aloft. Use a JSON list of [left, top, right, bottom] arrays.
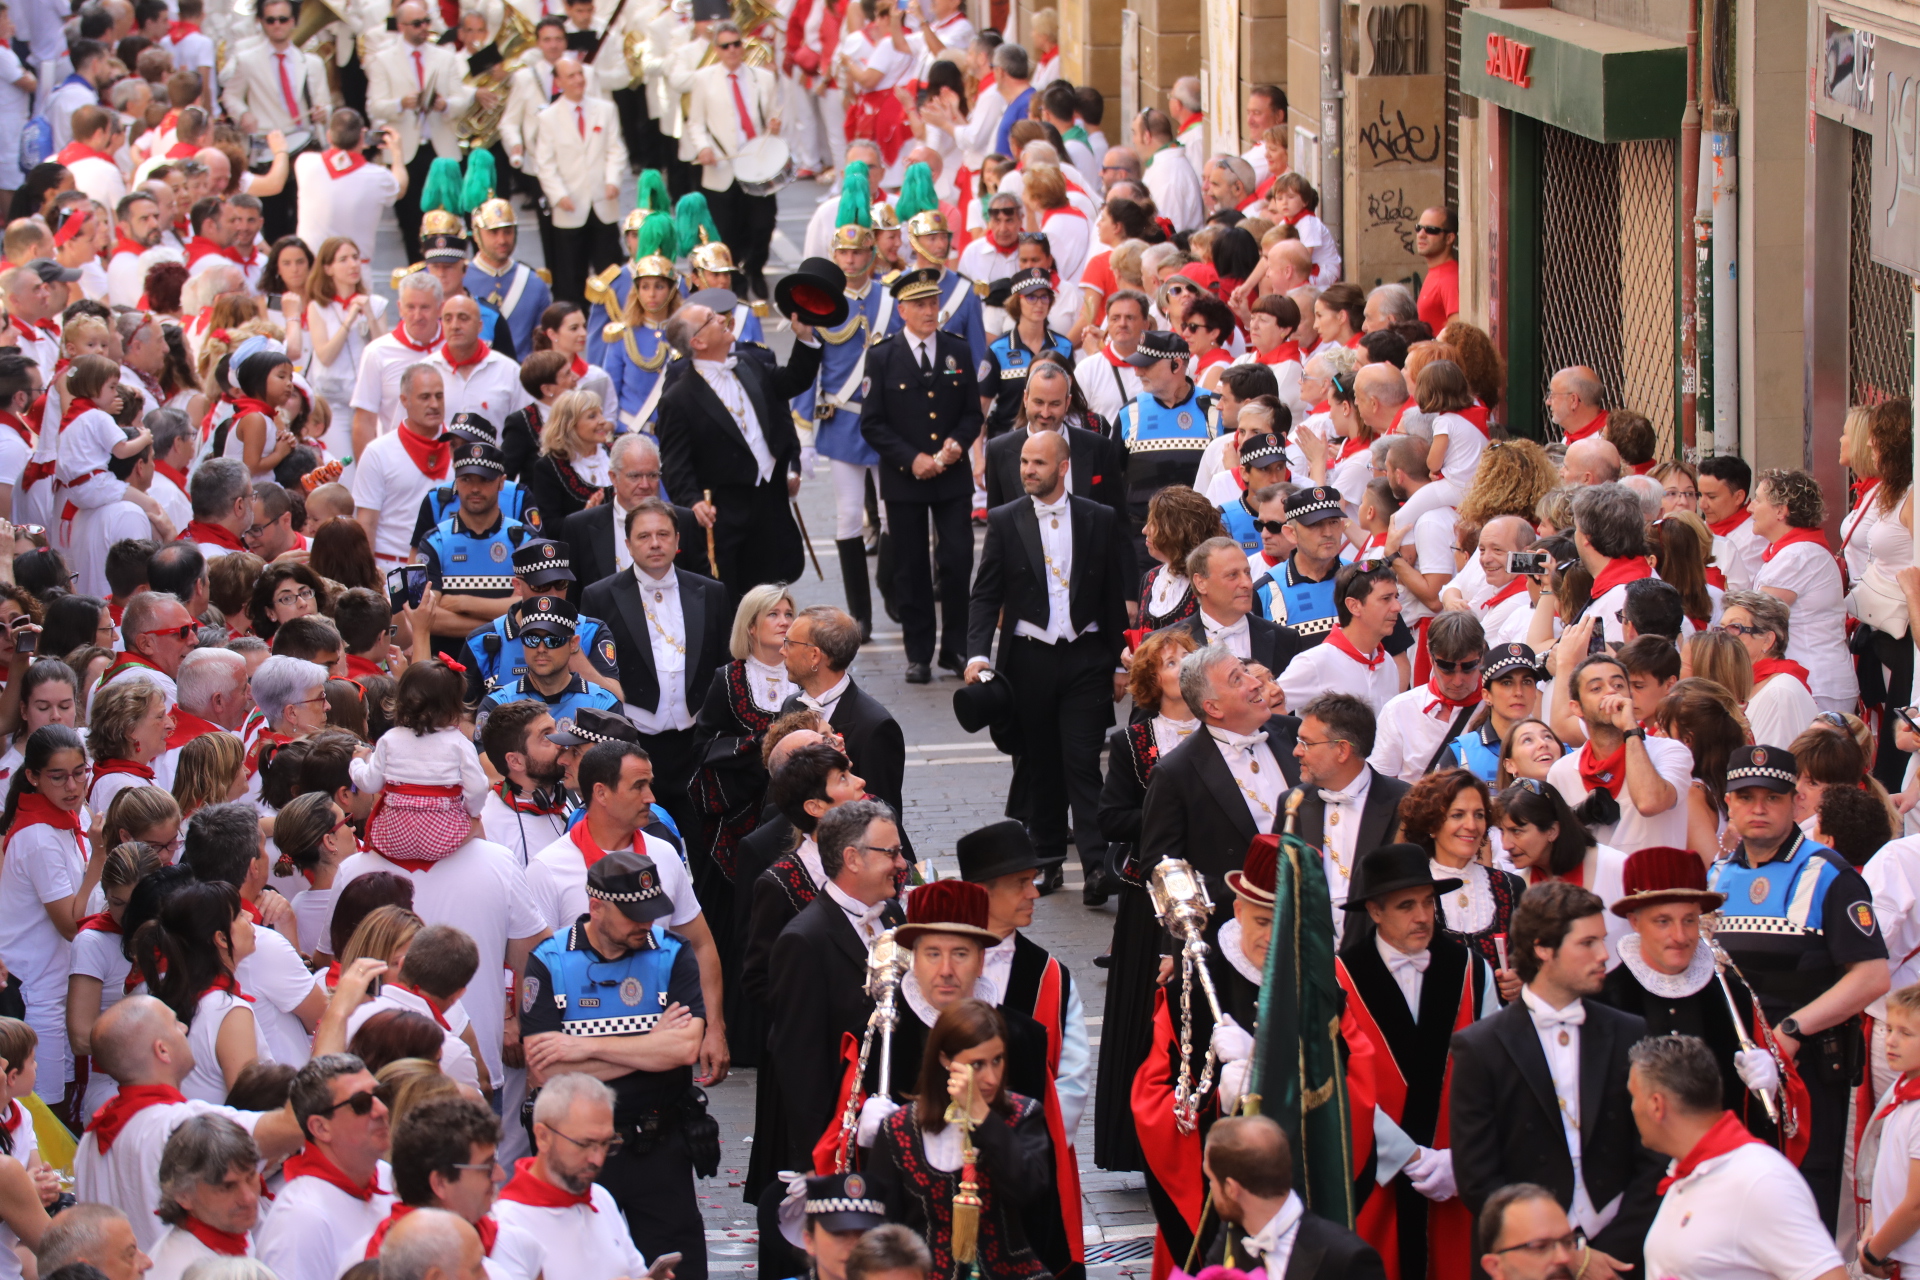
[[1335, 844, 1498, 1280], [964, 427, 1134, 900]]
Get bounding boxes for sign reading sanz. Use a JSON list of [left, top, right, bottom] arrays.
[[1485, 34, 1533, 88]]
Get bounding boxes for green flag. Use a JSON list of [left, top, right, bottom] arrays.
[[1248, 812, 1356, 1226]]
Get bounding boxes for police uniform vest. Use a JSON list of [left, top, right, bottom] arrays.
[[1264, 554, 1347, 639], [423, 481, 542, 536], [421, 514, 534, 597], [1121, 386, 1218, 519], [984, 329, 1073, 436], [469, 609, 618, 693], [533, 924, 690, 1110], [482, 672, 621, 726], [1708, 830, 1854, 1014], [1219, 490, 1259, 554], [1448, 718, 1502, 783]]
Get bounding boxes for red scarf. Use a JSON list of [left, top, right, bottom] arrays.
[[86, 1083, 187, 1152], [1657, 1110, 1765, 1194], [93, 759, 155, 783], [1762, 527, 1830, 563], [1422, 681, 1482, 718], [1257, 341, 1301, 366], [184, 236, 240, 267], [395, 427, 451, 480], [112, 230, 149, 260], [102, 652, 163, 686], [365, 1205, 500, 1259], [165, 710, 221, 751], [345, 654, 385, 680], [393, 982, 451, 1029], [61, 397, 101, 430], [1562, 410, 1608, 445], [1752, 657, 1812, 692], [1483, 576, 1528, 610], [442, 342, 492, 374], [76, 911, 121, 934], [163, 141, 198, 160], [1576, 740, 1627, 798], [1326, 626, 1386, 671], [568, 819, 622, 870], [570, 355, 589, 379], [181, 520, 246, 551], [200, 972, 253, 1003], [0, 411, 31, 448], [181, 1217, 252, 1257], [167, 19, 199, 40], [1335, 434, 1370, 463], [391, 325, 442, 354], [322, 148, 367, 179], [54, 141, 115, 167], [1589, 556, 1653, 599], [6, 792, 82, 854], [1877, 1072, 1920, 1122], [282, 1145, 386, 1201], [497, 1158, 595, 1211], [1458, 402, 1491, 437], [230, 395, 278, 425]]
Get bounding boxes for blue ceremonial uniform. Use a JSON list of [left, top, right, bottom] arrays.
[[466, 258, 552, 356], [885, 268, 987, 372], [794, 278, 891, 466], [457, 604, 620, 701], [983, 329, 1074, 436], [586, 265, 637, 366], [475, 672, 621, 734], [602, 321, 680, 435], [411, 480, 543, 549]]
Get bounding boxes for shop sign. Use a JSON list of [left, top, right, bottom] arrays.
[[1813, 17, 1920, 275], [1486, 35, 1533, 88], [1460, 7, 1683, 142]]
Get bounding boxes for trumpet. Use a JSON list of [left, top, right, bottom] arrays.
[[455, 4, 538, 153], [1149, 859, 1223, 1134]]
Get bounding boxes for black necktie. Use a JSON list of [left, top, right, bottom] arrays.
[[918, 342, 932, 377]]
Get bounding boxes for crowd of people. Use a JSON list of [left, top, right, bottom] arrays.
[[0, 3, 1910, 1280]]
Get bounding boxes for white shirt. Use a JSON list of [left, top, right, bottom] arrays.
[[346, 984, 481, 1091], [1142, 145, 1204, 233], [69, 500, 153, 603], [525, 827, 699, 942], [493, 1183, 650, 1280], [1075, 349, 1142, 424], [256, 1159, 397, 1280], [1864, 836, 1920, 1020], [1017, 496, 1078, 643], [1710, 511, 1765, 593], [348, 329, 444, 434], [182, 985, 273, 1102], [1208, 725, 1283, 832], [693, 358, 774, 483], [422, 347, 534, 426], [293, 150, 402, 262], [1316, 766, 1373, 936], [624, 567, 694, 734], [798, 671, 852, 719], [349, 725, 490, 813], [1545, 734, 1694, 853], [75, 1098, 266, 1250], [1376, 932, 1429, 1012], [1277, 632, 1400, 717], [1746, 671, 1820, 751], [1198, 606, 1251, 660], [1520, 986, 1619, 1236], [1647, 1140, 1842, 1280], [480, 788, 569, 868], [350, 426, 443, 562], [1755, 540, 1859, 706], [236, 926, 324, 1068], [0, 820, 90, 1067], [1369, 685, 1477, 785], [823, 879, 892, 944], [1241, 1193, 1307, 1278], [147, 1222, 252, 1280]]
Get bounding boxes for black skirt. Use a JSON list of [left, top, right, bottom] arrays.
[[1093, 883, 1160, 1171]]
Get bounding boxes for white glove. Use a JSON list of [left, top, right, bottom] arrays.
[[1211, 1015, 1255, 1064], [1735, 1047, 1781, 1093], [1217, 1058, 1251, 1113], [856, 1095, 901, 1147], [1406, 1146, 1457, 1202]]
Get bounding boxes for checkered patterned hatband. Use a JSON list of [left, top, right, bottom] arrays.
[[1725, 766, 1796, 786], [805, 1196, 888, 1216]]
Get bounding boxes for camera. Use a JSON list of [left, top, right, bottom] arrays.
[[1507, 551, 1551, 576]]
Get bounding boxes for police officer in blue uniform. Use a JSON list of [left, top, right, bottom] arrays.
[[1448, 644, 1542, 781], [883, 209, 988, 375], [412, 413, 545, 546], [1216, 432, 1289, 553], [458, 536, 623, 705], [418, 440, 539, 655], [982, 268, 1074, 438], [521, 848, 713, 1280], [1119, 330, 1216, 573], [1708, 744, 1891, 1230], [1258, 484, 1345, 635], [476, 595, 623, 734]]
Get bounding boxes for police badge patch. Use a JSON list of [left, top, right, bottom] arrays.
[[619, 976, 644, 1007], [1852, 902, 1879, 935], [491, 542, 508, 562], [1178, 412, 1193, 427], [599, 638, 617, 666], [521, 974, 540, 1014], [1748, 879, 1769, 905]]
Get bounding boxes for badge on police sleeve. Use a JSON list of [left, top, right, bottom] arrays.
[[619, 976, 644, 1007], [599, 638, 617, 666], [1852, 901, 1879, 935], [521, 974, 540, 1014]]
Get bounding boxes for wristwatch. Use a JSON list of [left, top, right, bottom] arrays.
[[1778, 1016, 1802, 1039], [1864, 1243, 1890, 1270], [1622, 727, 1645, 740]]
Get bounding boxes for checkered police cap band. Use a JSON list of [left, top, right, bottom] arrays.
[[516, 544, 571, 572], [1481, 646, 1540, 685], [588, 879, 665, 904], [805, 1196, 888, 1216], [1136, 333, 1186, 362], [1285, 486, 1343, 522], [553, 718, 620, 745], [456, 449, 505, 476], [1726, 764, 1797, 786], [521, 606, 575, 631], [1009, 271, 1053, 297]]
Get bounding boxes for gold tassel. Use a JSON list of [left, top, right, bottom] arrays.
[[951, 1154, 982, 1264]]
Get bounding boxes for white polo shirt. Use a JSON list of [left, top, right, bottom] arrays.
[[421, 348, 533, 428], [1545, 734, 1694, 853], [74, 1097, 267, 1250], [348, 329, 443, 434], [1368, 684, 1478, 785], [493, 1179, 649, 1280], [350, 427, 441, 563], [525, 827, 700, 939], [1277, 631, 1400, 717], [1645, 1141, 1841, 1280], [256, 1159, 397, 1280], [235, 925, 324, 1069]]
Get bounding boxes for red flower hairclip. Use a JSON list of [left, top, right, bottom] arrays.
[[436, 651, 467, 674]]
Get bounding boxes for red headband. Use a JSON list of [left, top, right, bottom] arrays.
[[53, 208, 89, 247]]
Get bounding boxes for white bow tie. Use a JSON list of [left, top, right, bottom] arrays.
[[1033, 498, 1069, 519], [1531, 1000, 1586, 1030], [1206, 614, 1250, 639], [1219, 730, 1267, 754], [638, 573, 677, 595], [1319, 788, 1358, 807], [1382, 947, 1430, 977]]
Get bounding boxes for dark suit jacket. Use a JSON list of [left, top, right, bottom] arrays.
[[1291, 767, 1409, 873], [1205, 1209, 1388, 1280], [983, 424, 1127, 522], [1165, 611, 1311, 684], [779, 680, 906, 825], [965, 494, 1133, 664], [1138, 714, 1301, 902], [1449, 998, 1665, 1269], [858, 328, 983, 504], [579, 565, 731, 721], [560, 501, 710, 589], [656, 340, 821, 498], [768, 893, 905, 1167]]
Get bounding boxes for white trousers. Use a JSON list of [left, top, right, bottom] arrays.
[[831, 458, 884, 540], [785, 73, 846, 175]]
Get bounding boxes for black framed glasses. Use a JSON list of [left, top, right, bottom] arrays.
[[1431, 655, 1484, 675], [1493, 1229, 1586, 1259], [547, 1128, 623, 1155]]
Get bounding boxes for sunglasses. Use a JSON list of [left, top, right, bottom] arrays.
[[1414, 223, 1450, 236], [262, 12, 294, 21], [1254, 519, 1289, 535], [318, 1088, 379, 1117], [138, 622, 197, 642], [525, 633, 571, 649], [715, 39, 742, 48], [1017, 232, 1050, 246], [1431, 655, 1484, 675]]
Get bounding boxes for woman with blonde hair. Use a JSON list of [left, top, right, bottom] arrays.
[[1022, 163, 1088, 283], [337, 904, 422, 976], [375, 1057, 463, 1127], [172, 732, 247, 819], [85, 681, 171, 816], [520, 389, 611, 526], [1458, 440, 1561, 530], [1138, 486, 1228, 631], [1839, 404, 1881, 581], [104, 785, 182, 857], [1681, 630, 1753, 702]]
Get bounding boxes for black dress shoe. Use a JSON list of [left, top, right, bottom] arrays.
[[1082, 866, 1112, 907], [1037, 864, 1064, 895], [904, 662, 932, 684], [936, 650, 965, 675], [1093, 951, 1112, 970]]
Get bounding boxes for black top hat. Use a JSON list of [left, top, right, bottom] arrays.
[[1726, 743, 1797, 794], [447, 412, 499, 447], [1481, 642, 1542, 687], [1340, 843, 1463, 910], [956, 819, 1062, 882], [1126, 330, 1190, 367], [1284, 485, 1344, 525], [548, 706, 641, 748], [952, 670, 1021, 756], [518, 594, 578, 636], [586, 849, 674, 923], [775, 256, 851, 328], [452, 441, 507, 478], [514, 538, 575, 586]]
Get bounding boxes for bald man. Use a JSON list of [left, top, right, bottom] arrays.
[[1562, 437, 1624, 488], [1549, 365, 1608, 444], [421, 294, 530, 424], [1265, 240, 1315, 298], [378, 1207, 486, 1280]]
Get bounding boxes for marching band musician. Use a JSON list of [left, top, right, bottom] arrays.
[[602, 212, 684, 434], [502, 13, 606, 263], [685, 19, 783, 303], [367, 1, 475, 265], [587, 171, 671, 363], [882, 164, 986, 372], [467, 195, 556, 357]]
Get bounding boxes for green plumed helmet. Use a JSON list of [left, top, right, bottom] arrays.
[[634, 211, 677, 262], [458, 149, 497, 214], [420, 157, 466, 213], [835, 165, 872, 229], [894, 161, 938, 221], [636, 169, 671, 215], [674, 193, 722, 256]]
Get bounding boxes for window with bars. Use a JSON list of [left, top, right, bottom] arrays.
[[1848, 127, 1914, 408], [1445, 0, 1463, 213]]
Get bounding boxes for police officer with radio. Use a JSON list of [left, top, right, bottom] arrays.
[[476, 595, 624, 735], [458, 536, 624, 706], [1119, 330, 1217, 572], [413, 412, 546, 545], [522, 847, 714, 1280], [1707, 743, 1892, 1230], [418, 439, 541, 654]]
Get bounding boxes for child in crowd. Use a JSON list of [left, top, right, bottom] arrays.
[[54, 354, 154, 544], [348, 657, 488, 864], [1862, 983, 1920, 1276]]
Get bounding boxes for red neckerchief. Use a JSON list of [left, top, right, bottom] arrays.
[[497, 1158, 595, 1211], [200, 972, 254, 1003], [0, 411, 31, 448], [1877, 1072, 1920, 1122], [393, 982, 451, 1029], [1562, 410, 1608, 444], [184, 236, 240, 267], [180, 1216, 252, 1257], [441, 341, 491, 373], [7, 792, 82, 854], [396, 427, 451, 480], [230, 395, 278, 424], [53, 208, 90, 247], [1100, 344, 1131, 368], [568, 819, 620, 869], [391, 325, 442, 354], [1707, 506, 1751, 537], [102, 652, 162, 686], [85, 1083, 187, 1152], [1484, 577, 1528, 610], [76, 911, 121, 934], [1335, 434, 1370, 463], [1657, 1110, 1765, 1194], [167, 19, 199, 40], [1589, 556, 1653, 598], [54, 141, 115, 167], [282, 1145, 386, 1201], [1326, 626, 1386, 670], [0, 1099, 19, 1137], [241, 898, 263, 925], [345, 654, 385, 680], [111, 230, 149, 260], [495, 781, 563, 817], [1530, 860, 1582, 887], [108, 602, 123, 626], [1282, 208, 1307, 227], [1459, 402, 1491, 436], [1422, 681, 1482, 718], [1343, 333, 1364, 349], [365, 1205, 501, 1259], [165, 710, 221, 751], [1387, 401, 1409, 434], [1577, 740, 1627, 798], [60, 397, 100, 430], [164, 141, 198, 160], [1752, 657, 1812, 691], [569, 354, 589, 379], [1763, 527, 1830, 563], [182, 520, 246, 551], [323, 148, 367, 179], [1257, 341, 1301, 366], [93, 759, 155, 783]]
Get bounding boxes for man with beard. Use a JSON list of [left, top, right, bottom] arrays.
[[106, 191, 169, 308], [1202, 1116, 1384, 1279], [478, 699, 572, 867], [493, 1076, 654, 1280]]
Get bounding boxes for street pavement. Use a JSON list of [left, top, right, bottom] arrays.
[[365, 168, 1154, 1278]]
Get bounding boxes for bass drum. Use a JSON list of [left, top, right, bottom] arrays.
[[733, 135, 794, 197]]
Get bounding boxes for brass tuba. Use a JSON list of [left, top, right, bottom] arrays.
[[289, 0, 344, 52], [455, 4, 539, 153], [697, 0, 780, 68]]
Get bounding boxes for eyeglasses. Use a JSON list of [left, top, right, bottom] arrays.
[[1712, 621, 1762, 637], [399, 17, 429, 25], [317, 1089, 380, 1117], [525, 633, 571, 649], [1431, 655, 1484, 675], [1164, 283, 1194, 296], [274, 587, 317, 609], [290, 692, 331, 709], [860, 843, 906, 857], [1294, 735, 1342, 750], [546, 1128, 622, 1155], [1493, 1229, 1586, 1259], [619, 470, 662, 483], [138, 622, 197, 642], [715, 39, 742, 48], [1414, 223, 1451, 236], [36, 767, 88, 788]]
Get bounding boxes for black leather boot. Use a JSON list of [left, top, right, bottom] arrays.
[[837, 538, 872, 641]]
